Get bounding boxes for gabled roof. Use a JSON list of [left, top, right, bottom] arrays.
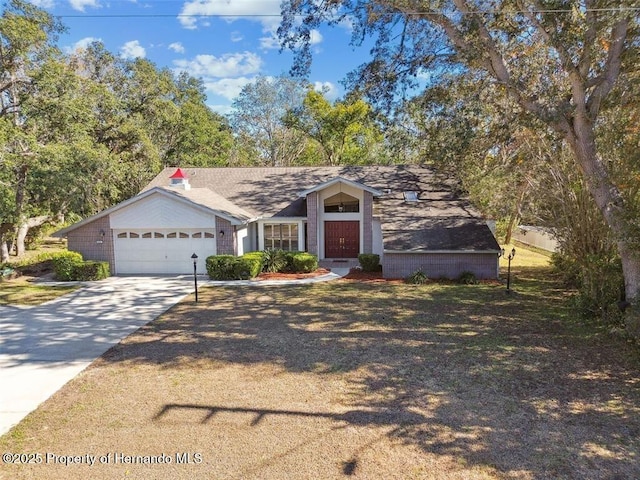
[[142, 166, 499, 252], [54, 186, 252, 237], [298, 176, 383, 198]]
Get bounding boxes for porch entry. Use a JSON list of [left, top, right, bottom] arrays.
[[324, 221, 359, 258]]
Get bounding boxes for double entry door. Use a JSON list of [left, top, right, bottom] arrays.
[[324, 221, 359, 258]]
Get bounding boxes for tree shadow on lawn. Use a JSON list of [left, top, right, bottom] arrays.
[[102, 268, 640, 479]]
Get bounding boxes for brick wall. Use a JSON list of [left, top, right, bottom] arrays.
[[306, 192, 318, 255], [216, 217, 235, 255], [67, 216, 115, 272], [363, 191, 373, 253], [383, 252, 498, 280]]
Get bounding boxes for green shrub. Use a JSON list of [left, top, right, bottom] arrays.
[[458, 271, 478, 285], [241, 253, 263, 278], [358, 253, 380, 272], [291, 252, 318, 273], [206, 255, 258, 280], [262, 249, 288, 273], [52, 251, 84, 281], [573, 254, 625, 323], [406, 269, 428, 285], [73, 261, 110, 281]]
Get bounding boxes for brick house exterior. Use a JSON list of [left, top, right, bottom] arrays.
[[56, 166, 501, 278]]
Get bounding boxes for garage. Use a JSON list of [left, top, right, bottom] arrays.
[[113, 229, 216, 274]]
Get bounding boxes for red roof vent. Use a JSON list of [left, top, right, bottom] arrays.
[[169, 168, 188, 179]]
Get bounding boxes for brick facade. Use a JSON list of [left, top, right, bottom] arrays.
[[383, 252, 498, 280], [67, 216, 115, 272], [363, 191, 373, 254], [216, 217, 235, 255], [306, 192, 318, 255]]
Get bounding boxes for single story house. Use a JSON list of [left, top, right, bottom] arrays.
[[54, 166, 501, 278]]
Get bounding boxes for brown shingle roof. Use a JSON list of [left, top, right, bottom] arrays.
[[145, 166, 500, 252]]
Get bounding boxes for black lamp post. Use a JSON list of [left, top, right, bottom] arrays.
[[503, 247, 516, 293], [191, 253, 198, 302]]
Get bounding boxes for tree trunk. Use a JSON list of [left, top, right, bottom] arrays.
[[15, 215, 52, 257], [567, 118, 640, 308], [0, 226, 11, 263]]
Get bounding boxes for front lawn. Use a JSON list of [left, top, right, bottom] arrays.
[[0, 280, 79, 306], [1, 259, 638, 479]]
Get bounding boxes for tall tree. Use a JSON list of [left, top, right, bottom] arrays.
[[0, 0, 65, 260], [284, 89, 383, 165], [230, 75, 309, 166], [279, 0, 640, 328]]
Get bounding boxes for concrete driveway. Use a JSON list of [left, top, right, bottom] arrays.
[[0, 277, 197, 436]]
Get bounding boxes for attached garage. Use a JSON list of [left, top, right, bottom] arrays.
[[55, 179, 252, 275], [113, 229, 216, 274]]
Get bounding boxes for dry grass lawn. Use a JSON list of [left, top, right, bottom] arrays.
[[1, 257, 639, 479]]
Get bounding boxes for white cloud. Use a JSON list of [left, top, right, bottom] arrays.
[[309, 29, 323, 45], [230, 31, 244, 43], [314, 81, 339, 101], [203, 77, 253, 101], [29, 0, 56, 8], [259, 33, 280, 50], [120, 40, 146, 59], [64, 36, 102, 54], [69, 0, 100, 12], [168, 42, 185, 53], [178, 0, 280, 30], [173, 52, 262, 78], [208, 103, 235, 115]]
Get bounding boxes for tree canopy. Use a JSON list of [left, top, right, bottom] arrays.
[[279, 0, 640, 334], [0, 1, 234, 260]]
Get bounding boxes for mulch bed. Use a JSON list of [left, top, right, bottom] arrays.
[[255, 268, 332, 280]]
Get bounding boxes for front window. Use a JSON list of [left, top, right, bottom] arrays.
[[264, 223, 299, 251], [324, 192, 359, 213]]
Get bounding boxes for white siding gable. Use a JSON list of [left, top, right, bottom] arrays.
[[110, 193, 216, 229]]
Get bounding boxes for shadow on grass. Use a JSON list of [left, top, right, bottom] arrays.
[[102, 265, 640, 479]]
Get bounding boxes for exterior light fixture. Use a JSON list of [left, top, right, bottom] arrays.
[[506, 248, 516, 293], [191, 253, 198, 302], [97, 229, 105, 244], [219, 230, 224, 237]]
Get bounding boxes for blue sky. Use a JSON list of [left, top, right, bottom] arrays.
[[29, 0, 371, 114]]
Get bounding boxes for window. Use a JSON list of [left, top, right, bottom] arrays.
[[154, 232, 165, 238], [167, 232, 177, 238], [129, 232, 139, 238], [192, 232, 202, 238], [204, 232, 215, 238], [142, 232, 152, 238], [179, 232, 189, 238], [403, 191, 419, 202], [264, 223, 299, 251], [324, 192, 359, 213], [117, 232, 127, 238]]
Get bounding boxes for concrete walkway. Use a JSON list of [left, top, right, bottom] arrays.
[[0, 271, 347, 436]]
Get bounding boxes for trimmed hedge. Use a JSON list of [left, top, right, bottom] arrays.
[[73, 261, 110, 281], [206, 255, 259, 280], [243, 251, 265, 275], [241, 253, 263, 279], [52, 251, 84, 281], [358, 253, 380, 272], [206, 250, 320, 280], [291, 252, 318, 273], [52, 252, 110, 281]]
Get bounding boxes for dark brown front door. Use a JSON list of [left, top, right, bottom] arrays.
[[325, 221, 359, 258]]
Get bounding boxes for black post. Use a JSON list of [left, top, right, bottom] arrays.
[[506, 248, 516, 293], [191, 253, 198, 302]]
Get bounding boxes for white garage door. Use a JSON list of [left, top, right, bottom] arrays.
[[114, 229, 216, 274]]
